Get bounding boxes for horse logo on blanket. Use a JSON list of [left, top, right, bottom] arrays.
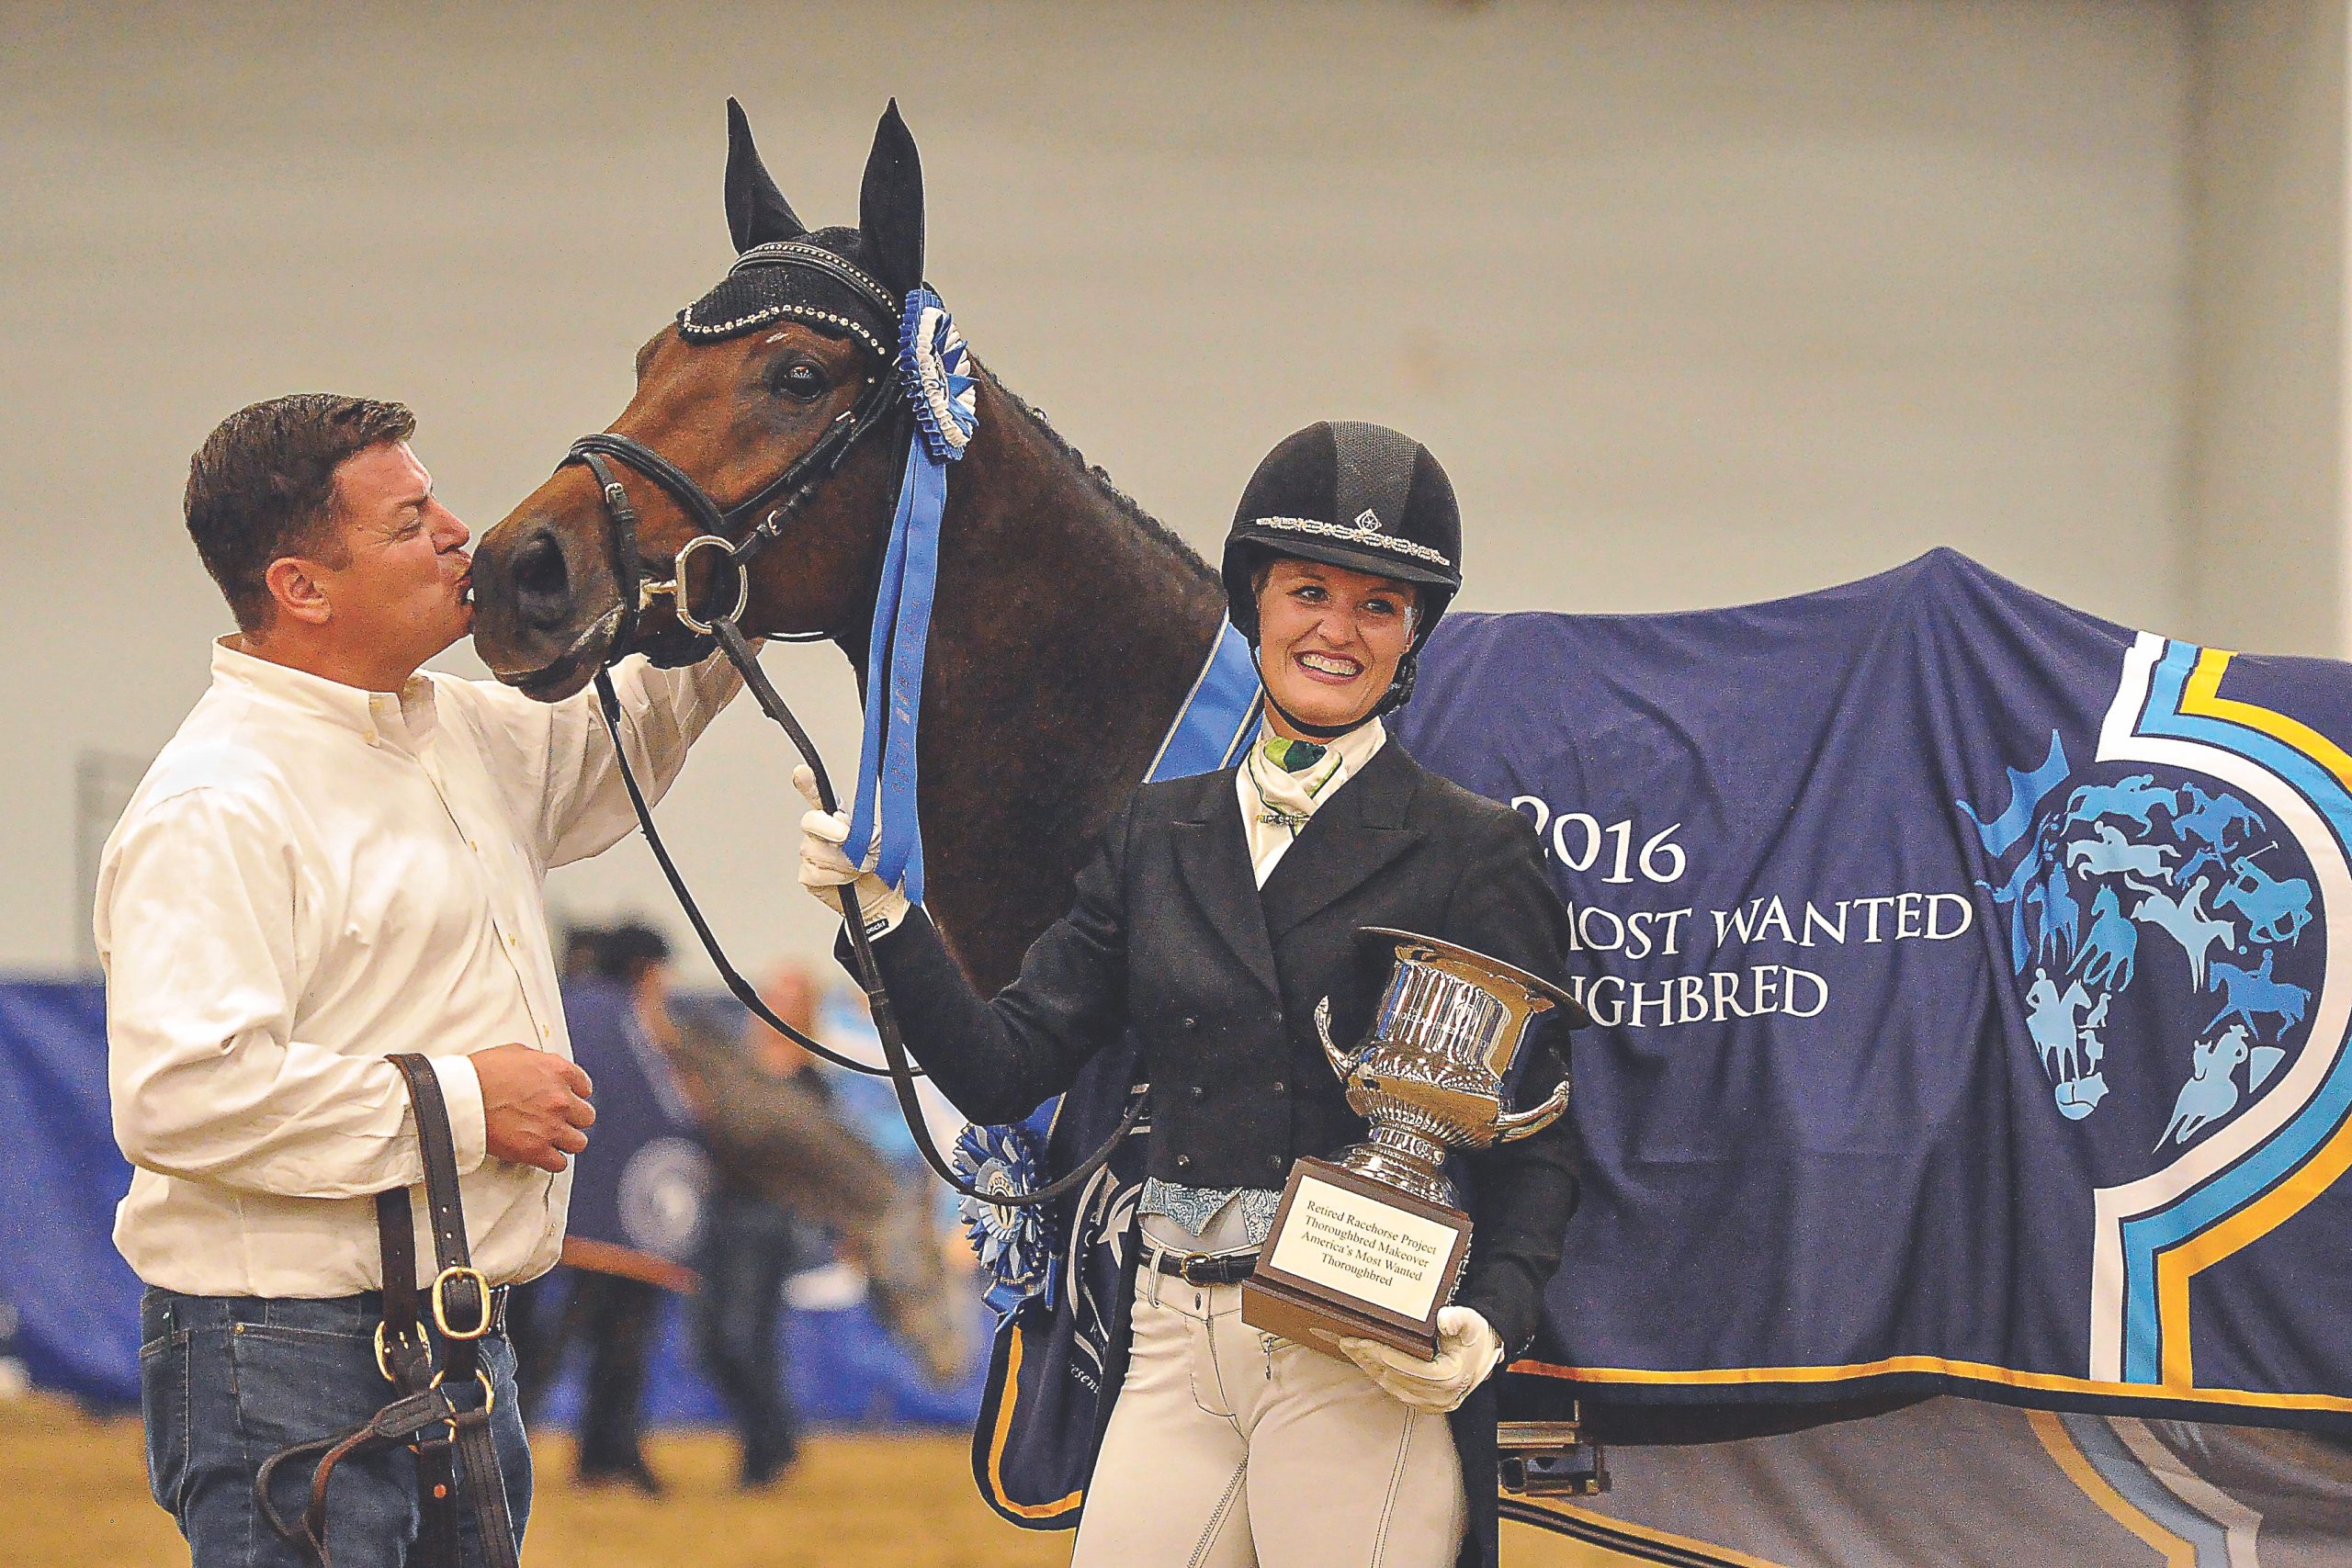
[[1963, 739, 2316, 1144]]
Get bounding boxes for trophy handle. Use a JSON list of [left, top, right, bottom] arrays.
[[1314, 997, 1363, 1082], [1492, 1077, 1571, 1142]]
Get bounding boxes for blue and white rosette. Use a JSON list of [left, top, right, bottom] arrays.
[[954, 1121, 1054, 1316], [842, 288, 979, 908], [899, 288, 978, 461]]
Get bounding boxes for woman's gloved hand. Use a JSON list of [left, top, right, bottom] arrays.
[[793, 764, 911, 937], [1337, 1306, 1503, 1415]]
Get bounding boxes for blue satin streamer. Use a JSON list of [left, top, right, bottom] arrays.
[[844, 436, 946, 905]]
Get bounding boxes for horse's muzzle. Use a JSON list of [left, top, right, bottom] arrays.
[[469, 513, 625, 701]]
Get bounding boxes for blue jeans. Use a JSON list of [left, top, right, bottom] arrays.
[[141, 1289, 532, 1568]]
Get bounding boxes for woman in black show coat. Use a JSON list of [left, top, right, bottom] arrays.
[[798, 422, 1580, 1568]]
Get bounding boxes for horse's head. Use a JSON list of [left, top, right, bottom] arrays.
[[470, 100, 928, 699]]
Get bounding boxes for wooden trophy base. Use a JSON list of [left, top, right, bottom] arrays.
[[1240, 1157, 1473, 1360]]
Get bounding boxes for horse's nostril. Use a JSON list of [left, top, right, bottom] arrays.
[[513, 529, 573, 630]]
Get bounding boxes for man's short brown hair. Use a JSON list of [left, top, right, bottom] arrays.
[[184, 394, 416, 629]]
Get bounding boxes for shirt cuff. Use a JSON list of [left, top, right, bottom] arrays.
[[428, 1055, 490, 1178]]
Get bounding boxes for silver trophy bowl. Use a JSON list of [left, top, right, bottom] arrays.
[[1313, 928, 1577, 1208]]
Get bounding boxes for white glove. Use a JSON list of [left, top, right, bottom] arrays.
[[1338, 1306, 1504, 1416], [793, 764, 911, 938]]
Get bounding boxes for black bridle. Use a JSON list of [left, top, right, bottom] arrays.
[[566, 369, 896, 668], [554, 254, 1142, 1209]]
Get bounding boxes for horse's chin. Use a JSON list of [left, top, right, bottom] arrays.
[[509, 655, 600, 704], [481, 604, 625, 704]]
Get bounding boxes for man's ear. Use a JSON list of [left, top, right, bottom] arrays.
[[264, 555, 334, 627]]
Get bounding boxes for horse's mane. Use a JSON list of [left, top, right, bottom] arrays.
[[982, 370, 1218, 588]]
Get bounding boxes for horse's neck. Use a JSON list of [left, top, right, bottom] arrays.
[[857, 376, 1227, 991]]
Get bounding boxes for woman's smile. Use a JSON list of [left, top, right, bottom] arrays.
[[1295, 649, 1364, 683]]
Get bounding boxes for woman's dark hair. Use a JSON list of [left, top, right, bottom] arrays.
[[183, 393, 416, 629]]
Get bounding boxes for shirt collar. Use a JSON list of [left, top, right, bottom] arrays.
[[210, 637, 438, 750]]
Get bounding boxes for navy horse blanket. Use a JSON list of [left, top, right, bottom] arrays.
[[978, 548, 2352, 1525]]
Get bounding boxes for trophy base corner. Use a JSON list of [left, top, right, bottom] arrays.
[[1240, 1275, 1441, 1360]]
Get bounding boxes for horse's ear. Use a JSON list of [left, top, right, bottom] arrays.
[[858, 99, 924, 299], [724, 96, 807, 253]]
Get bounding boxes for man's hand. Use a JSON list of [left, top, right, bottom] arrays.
[[469, 1043, 595, 1173]]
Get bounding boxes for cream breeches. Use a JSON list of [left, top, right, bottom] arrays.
[[1069, 1272, 1466, 1568]]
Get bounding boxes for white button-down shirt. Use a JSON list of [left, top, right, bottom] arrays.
[[96, 637, 741, 1298]]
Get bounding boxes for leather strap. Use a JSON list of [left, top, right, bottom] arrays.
[[386, 1056, 476, 1303], [257, 1055, 517, 1568], [591, 617, 1147, 1209]]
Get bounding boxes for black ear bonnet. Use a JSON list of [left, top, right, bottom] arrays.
[[680, 97, 926, 361], [1222, 421, 1463, 650], [679, 227, 900, 359]]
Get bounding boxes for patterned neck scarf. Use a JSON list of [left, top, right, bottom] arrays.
[[1261, 735, 1328, 773], [1249, 733, 1346, 833]]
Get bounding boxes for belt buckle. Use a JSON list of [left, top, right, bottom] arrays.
[[1179, 1252, 1216, 1286]]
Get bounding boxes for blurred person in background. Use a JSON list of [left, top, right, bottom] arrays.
[[98, 395, 745, 1565], [684, 960, 828, 1487], [667, 969, 975, 1416], [514, 922, 695, 1495]]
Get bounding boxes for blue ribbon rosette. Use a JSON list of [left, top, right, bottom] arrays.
[[842, 288, 978, 908], [954, 1120, 1055, 1316]]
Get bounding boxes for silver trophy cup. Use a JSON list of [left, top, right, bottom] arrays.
[[1313, 927, 1576, 1206], [1243, 927, 1577, 1356]]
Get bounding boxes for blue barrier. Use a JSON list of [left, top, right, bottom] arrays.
[[0, 978, 983, 1426]]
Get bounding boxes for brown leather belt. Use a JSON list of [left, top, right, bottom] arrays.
[[354, 1283, 511, 1337]]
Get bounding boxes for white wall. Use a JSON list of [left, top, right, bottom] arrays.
[[0, 1, 2205, 975], [2183, 0, 2351, 657]]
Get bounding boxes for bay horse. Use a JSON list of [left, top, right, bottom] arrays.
[[469, 99, 1226, 999], [468, 100, 2333, 1562]]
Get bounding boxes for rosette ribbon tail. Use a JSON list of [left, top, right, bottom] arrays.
[[842, 288, 978, 907]]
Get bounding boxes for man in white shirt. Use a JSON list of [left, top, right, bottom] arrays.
[[97, 393, 743, 1566]]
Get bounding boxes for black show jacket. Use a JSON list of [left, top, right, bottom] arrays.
[[856, 739, 1580, 1356]]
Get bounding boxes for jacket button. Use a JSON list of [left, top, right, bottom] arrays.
[[1267, 1156, 1284, 1173], [1270, 1080, 1286, 1094], [1175, 1153, 1191, 1170], [1188, 1085, 1204, 1100], [1182, 1016, 1198, 1031]]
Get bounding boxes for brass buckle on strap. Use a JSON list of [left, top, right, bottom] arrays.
[[430, 1266, 494, 1340], [427, 1367, 500, 1443], [374, 1319, 429, 1383]]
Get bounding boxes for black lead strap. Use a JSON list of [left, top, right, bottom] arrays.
[[593, 666, 893, 1079], [594, 647, 1144, 1208]]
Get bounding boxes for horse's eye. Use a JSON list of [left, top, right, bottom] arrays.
[[771, 361, 827, 401]]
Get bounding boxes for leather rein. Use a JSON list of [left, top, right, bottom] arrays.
[[555, 266, 1140, 1210]]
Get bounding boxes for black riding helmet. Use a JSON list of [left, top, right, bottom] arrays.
[[1222, 422, 1463, 737]]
